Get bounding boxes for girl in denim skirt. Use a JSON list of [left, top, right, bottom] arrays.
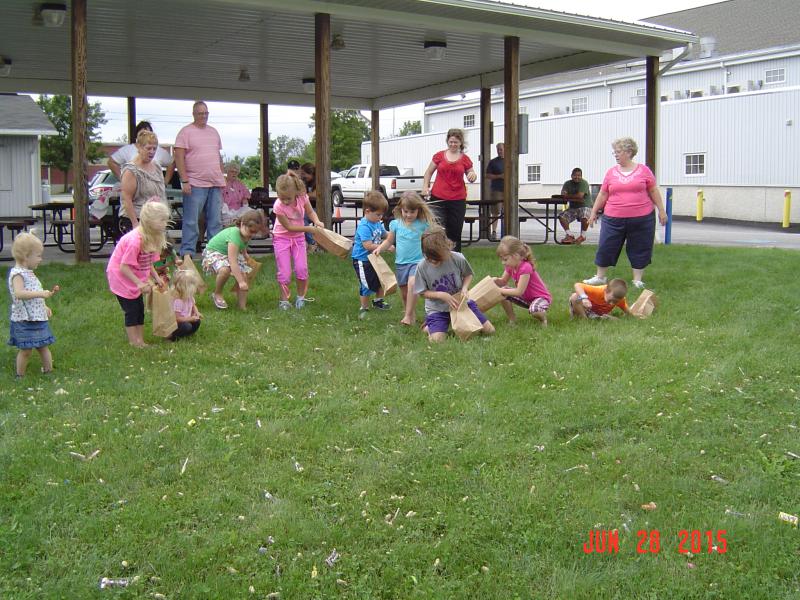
[[7, 233, 58, 377]]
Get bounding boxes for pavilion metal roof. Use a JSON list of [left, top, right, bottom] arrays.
[[0, 0, 696, 109]]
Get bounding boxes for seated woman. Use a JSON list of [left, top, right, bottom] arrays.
[[221, 162, 251, 226]]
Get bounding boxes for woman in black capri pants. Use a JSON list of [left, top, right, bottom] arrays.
[[583, 137, 667, 290], [421, 128, 477, 252]]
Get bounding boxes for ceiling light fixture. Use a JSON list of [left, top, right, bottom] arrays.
[[238, 67, 250, 82], [331, 34, 346, 51], [423, 40, 447, 61], [0, 57, 11, 78], [39, 3, 67, 28], [302, 78, 315, 94]]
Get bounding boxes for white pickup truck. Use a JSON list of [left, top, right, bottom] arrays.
[[331, 164, 423, 207]]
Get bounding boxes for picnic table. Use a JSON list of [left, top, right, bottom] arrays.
[[463, 196, 568, 244]]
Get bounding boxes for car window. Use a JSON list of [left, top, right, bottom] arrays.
[[103, 172, 119, 185], [346, 168, 357, 178], [358, 167, 366, 178], [379, 165, 400, 176]]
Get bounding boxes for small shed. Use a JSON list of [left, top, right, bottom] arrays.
[[0, 94, 55, 217]]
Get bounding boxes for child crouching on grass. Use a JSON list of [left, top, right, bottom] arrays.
[[170, 267, 203, 341], [413, 226, 495, 342], [494, 235, 551, 326], [202, 209, 267, 311], [352, 191, 391, 319], [569, 278, 630, 319], [106, 200, 169, 348], [8, 233, 58, 377]]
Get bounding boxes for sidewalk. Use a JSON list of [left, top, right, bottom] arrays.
[[2, 212, 799, 265]]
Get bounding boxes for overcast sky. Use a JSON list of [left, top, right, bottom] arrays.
[[85, 0, 721, 159]]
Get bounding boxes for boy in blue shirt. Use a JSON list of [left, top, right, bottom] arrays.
[[352, 191, 391, 319]]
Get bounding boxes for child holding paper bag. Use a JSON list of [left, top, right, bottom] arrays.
[[353, 192, 391, 319], [374, 192, 436, 325], [414, 226, 495, 342], [493, 236, 552, 326]]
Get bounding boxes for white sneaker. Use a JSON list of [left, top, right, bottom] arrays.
[[632, 280, 646, 290], [295, 296, 306, 309], [582, 275, 607, 285], [278, 300, 291, 311]]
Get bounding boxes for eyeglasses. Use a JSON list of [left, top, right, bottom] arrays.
[[194, 111, 209, 116]]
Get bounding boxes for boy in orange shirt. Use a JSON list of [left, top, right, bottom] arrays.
[[569, 278, 631, 319]]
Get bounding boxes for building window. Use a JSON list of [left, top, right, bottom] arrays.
[[571, 97, 588, 113], [765, 68, 785, 84], [527, 164, 541, 183], [635, 88, 646, 97], [685, 153, 705, 176], [463, 114, 475, 127]]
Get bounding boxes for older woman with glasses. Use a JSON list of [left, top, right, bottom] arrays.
[[583, 137, 667, 290], [221, 162, 251, 226]]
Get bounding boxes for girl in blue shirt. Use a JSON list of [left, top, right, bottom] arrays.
[[374, 192, 437, 325]]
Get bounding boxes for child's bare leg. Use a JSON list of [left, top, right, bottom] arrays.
[[532, 311, 548, 326], [15, 349, 32, 377], [399, 284, 408, 310], [297, 278, 309, 298], [360, 295, 370, 309], [569, 293, 588, 319], [125, 325, 147, 347], [236, 289, 248, 310], [482, 320, 496, 335], [214, 267, 231, 300], [429, 332, 447, 343], [501, 299, 516, 323], [37, 346, 53, 373], [401, 279, 418, 325]]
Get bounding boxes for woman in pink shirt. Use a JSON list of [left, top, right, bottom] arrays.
[[583, 137, 667, 290], [421, 128, 477, 252], [221, 162, 251, 225]]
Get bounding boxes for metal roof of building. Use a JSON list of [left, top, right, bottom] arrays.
[[0, 94, 56, 136]]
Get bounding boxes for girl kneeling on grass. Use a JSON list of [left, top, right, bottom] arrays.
[[8, 233, 59, 377], [202, 209, 267, 311], [272, 173, 324, 310], [374, 191, 436, 325], [106, 199, 169, 348], [493, 236, 552, 326], [413, 226, 495, 342], [170, 267, 203, 341]]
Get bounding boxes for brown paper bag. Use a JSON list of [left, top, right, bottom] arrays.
[[151, 288, 178, 337], [312, 228, 353, 258], [367, 253, 398, 295], [468, 275, 504, 312], [449, 293, 483, 341], [630, 289, 658, 319], [181, 254, 201, 276], [245, 255, 262, 284]]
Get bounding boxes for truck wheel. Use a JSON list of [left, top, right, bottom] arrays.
[[332, 189, 344, 207]]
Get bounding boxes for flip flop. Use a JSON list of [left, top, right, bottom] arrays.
[[211, 293, 228, 309]]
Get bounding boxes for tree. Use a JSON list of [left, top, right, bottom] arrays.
[[36, 95, 107, 190], [398, 120, 421, 136], [308, 110, 370, 172], [233, 136, 309, 189]]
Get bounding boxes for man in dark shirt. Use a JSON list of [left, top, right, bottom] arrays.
[[485, 143, 505, 241], [558, 167, 592, 244]]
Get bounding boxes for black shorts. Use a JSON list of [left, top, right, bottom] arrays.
[[595, 211, 656, 270], [116, 294, 145, 327], [352, 259, 381, 297]]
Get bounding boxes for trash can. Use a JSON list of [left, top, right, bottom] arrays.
[[41, 180, 51, 203]]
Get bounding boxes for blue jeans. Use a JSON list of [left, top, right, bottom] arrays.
[[304, 215, 316, 246], [180, 187, 222, 256]]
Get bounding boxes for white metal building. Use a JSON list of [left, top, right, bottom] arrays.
[[363, 0, 800, 224], [0, 94, 55, 217]]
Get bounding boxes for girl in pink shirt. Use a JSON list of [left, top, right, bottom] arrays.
[[493, 236, 551, 326], [106, 200, 170, 347], [170, 267, 203, 341]]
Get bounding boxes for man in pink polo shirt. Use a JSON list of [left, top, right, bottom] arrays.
[[174, 101, 225, 258]]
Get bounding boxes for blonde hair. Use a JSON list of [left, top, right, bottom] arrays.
[[496, 235, 535, 268], [607, 278, 628, 299], [363, 191, 389, 214], [172, 267, 203, 301], [11, 232, 43, 264], [136, 130, 158, 147], [393, 191, 437, 224], [612, 137, 638, 158], [446, 128, 467, 151], [275, 173, 305, 198], [137, 200, 170, 252], [420, 225, 453, 262]]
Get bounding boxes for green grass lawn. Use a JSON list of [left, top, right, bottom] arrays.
[[1, 244, 799, 599]]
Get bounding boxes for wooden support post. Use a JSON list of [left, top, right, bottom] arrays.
[[480, 87, 492, 205], [260, 103, 270, 188], [645, 55, 659, 175], [315, 13, 332, 228], [504, 36, 520, 238], [371, 109, 380, 192], [71, 0, 89, 262], [127, 97, 136, 143]]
